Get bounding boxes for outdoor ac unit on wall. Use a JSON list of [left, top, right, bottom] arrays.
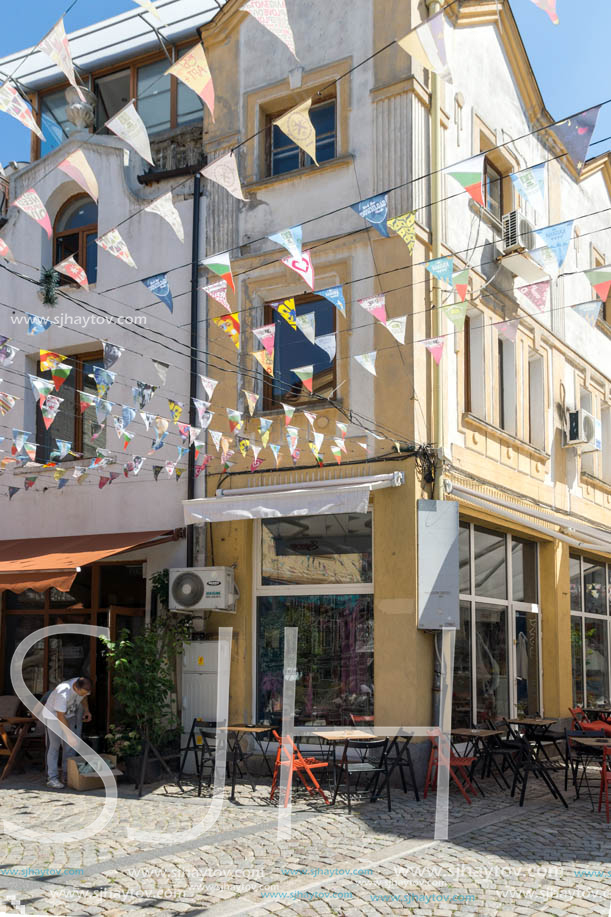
[[502, 210, 536, 254], [169, 567, 237, 612], [565, 409, 601, 451]]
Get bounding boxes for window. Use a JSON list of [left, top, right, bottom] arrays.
[[570, 554, 611, 707], [457, 522, 540, 725], [464, 310, 485, 418], [267, 97, 336, 177], [497, 334, 516, 435], [528, 350, 545, 450], [263, 294, 336, 409], [35, 350, 105, 462], [137, 59, 171, 133], [256, 512, 373, 725], [484, 159, 503, 221], [39, 88, 75, 157], [580, 387, 596, 476], [592, 247, 611, 327], [95, 69, 131, 129], [54, 196, 98, 286]]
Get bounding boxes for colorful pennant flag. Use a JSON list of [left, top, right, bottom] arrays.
[[259, 417, 273, 447], [452, 269, 469, 302], [192, 398, 210, 427], [152, 464, 163, 481], [398, 12, 451, 80], [200, 375, 219, 400], [142, 273, 173, 311], [238, 438, 250, 458], [105, 100, 154, 165], [0, 238, 15, 262], [510, 163, 546, 214], [497, 320, 519, 343], [270, 443, 282, 466], [444, 154, 485, 206], [317, 286, 346, 317], [145, 191, 184, 242], [253, 323, 276, 354], [54, 254, 89, 289], [315, 333, 336, 361], [351, 194, 389, 237], [95, 398, 113, 424], [57, 150, 99, 201], [529, 0, 559, 24], [51, 363, 71, 391], [166, 43, 214, 120], [269, 225, 302, 259], [359, 295, 387, 324], [388, 211, 417, 253], [334, 436, 347, 453], [29, 375, 54, 404], [336, 421, 347, 439], [227, 408, 243, 433], [168, 400, 184, 422], [113, 416, 124, 438], [425, 256, 454, 285], [38, 18, 84, 102], [271, 298, 297, 329], [572, 301, 602, 327], [0, 343, 18, 366], [0, 392, 17, 415], [122, 405, 136, 428], [584, 267, 611, 302], [175, 467, 185, 481], [214, 313, 240, 349], [292, 364, 314, 393], [24, 477, 37, 491], [282, 251, 315, 290], [99, 476, 110, 489], [96, 228, 137, 269], [534, 220, 574, 271], [518, 280, 550, 312], [132, 381, 157, 409], [552, 106, 600, 173], [296, 311, 316, 344], [201, 280, 232, 312], [331, 445, 342, 464], [303, 411, 317, 429], [12, 189, 52, 237], [286, 425, 299, 455], [210, 430, 223, 452], [201, 152, 247, 201], [424, 337, 445, 364], [281, 403, 295, 425], [93, 366, 115, 397], [243, 390, 259, 415], [27, 314, 52, 335], [202, 252, 234, 292], [78, 391, 97, 413], [384, 315, 407, 344], [354, 352, 377, 376], [243, 0, 298, 58], [274, 99, 318, 165], [103, 341, 124, 370], [41, 395, 63, 429], [0, 83, 45, 141], [140, 412, 155, 431], [57, 477, 69, 490], [442, 302, 468, 331]]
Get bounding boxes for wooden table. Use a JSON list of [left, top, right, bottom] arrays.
[[0, 717, 37, 783], [452, 729, 504, 739], [219, 725, 273, 801], [312, 729, 376, 742], [507, 718, 562, 765], [574, 736, 611, 749], [585, 707, 611, 723], [571, 736, 610, 807]]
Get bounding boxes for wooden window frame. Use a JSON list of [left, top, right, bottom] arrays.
[[54, 194, 98, 281], [264, 91, 337, 179], [262, 293, 337, 411], [36, 348, 103, 460], [484, 157, 503, 221]]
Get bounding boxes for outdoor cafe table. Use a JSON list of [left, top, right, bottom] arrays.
[[451, 729, 506, 790], [584, 707, 611, 723], [571, 736, 611, 806], [0, 717, 36, 783], [506, 718, 562, 763], [310, 729, 379, 792], [219, 725, 273, 802]]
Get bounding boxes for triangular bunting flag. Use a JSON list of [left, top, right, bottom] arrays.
[[303, 411, 317, 429], [253, 349, 274, 379], [552, 106, 600, 173], [317, 286, 346, 317], [253, 323, 276, 354], [452, 269, 469, 302], [398, 12, 451, 80], [210, 430, 223, 452], [510, 163, 546, 214], [142, 273, 173, 311], [27, 314, 52, 335], [271, 298, 297, 329], [497, 320, 519, 342], [296, 311, 316, 344], [78, 391, 97, 413], [259, 418, 273, 447], [57, 149, 99, 201], [214, 313, 240, 349], [242, 0, 298, 58], [331, 445, 342, 464], [132, 381, 157, 409], [0, 392, 17, 415], [425, 256, 454, 285], [140, 412, 155, 431], [0, 83, 45, 141], [102, 342, 123, 370], [201, 152, 247, 201], [168, 400, 183, 422], [270, 443, 282, 466], [334, 436, 347, 454], [12, 189, 52, 237], [202, 252, 234, 292], [166, 43, 214, 120], [584, 267, 611, 303], [282, 251, 315, 290], [95, 398, 113, 424], [358, 295, 387, 323], [29, 374, 54, 405], [354, 352, 377, 376], [201, 280, 232, 312], [93, 366, 115, 397], [269, 225, 302, 259], [384, 315, 407, 344], [192, 398, 210, 427], [336, 421, 347, 439], [152, 359, 169, 383], [96, 228, 137, 269], [38, 18, 84, 101], [444, 154, 485, 206], [145, 191, 184, 242], [200, 375, 219, 400], [286, 425, 299, 455], [41, 395, 62, 429], [534, 220, 573, 270], [281, 403, 295, 425], [227, 408, 243, 433], [243, 390, 259, 415], [51, 363, 71, 392], [105, 100, 154, 165], [388, 211, 417, 253], [315, 333, 336, 361], [572, 301, 602, 327], [54, 255, 89, 289], [442, 302, 468, 332], [351, 194, 389, 237], [518, 280, 550, 312], [0, 343, 18, 365], [292, 364, 313, 393], [273, 100, 318, 165], [529, 0, 559, 24], [424, 337, 445, 364]]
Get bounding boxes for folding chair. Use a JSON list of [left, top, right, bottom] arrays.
[[178, 719, 218, 797], [372, 733, 419, 802], [332, 739, 391, 813], [424, 735, 477, 804], [270, 730, 329, 807], [510, 734, 567, 808], [598, 747, 611, 823], [564, 727, 604, 806]]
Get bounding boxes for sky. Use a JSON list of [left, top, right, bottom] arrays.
[[0, 0, 610, 164]]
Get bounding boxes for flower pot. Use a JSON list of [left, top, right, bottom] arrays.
[[125, 754, 162, 785]]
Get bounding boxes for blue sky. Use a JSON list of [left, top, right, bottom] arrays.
[[0, 0, 609, 164]]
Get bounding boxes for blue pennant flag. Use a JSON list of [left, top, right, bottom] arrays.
[[58, 477, 69, 490], [510, 163, 546, 213], [351, 194, 389, 237], [27, 314, 52, 335], [142, 273, 174, 313], [317, 286, 346, 317], [552, 106, 601, 174], [425, 256, 454, 285], [534, 220, 573, 270], [121, 405, 136, 428], [151, 431, 168, 451], [572, 300, 601, 327]]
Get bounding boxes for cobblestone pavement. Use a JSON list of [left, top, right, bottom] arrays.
[[0, 766, 608, 916]]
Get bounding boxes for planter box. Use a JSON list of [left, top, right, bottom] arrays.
[[66, 755, 122, 791]]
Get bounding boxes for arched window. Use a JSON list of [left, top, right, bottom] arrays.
[[54, 196, 98, 285]]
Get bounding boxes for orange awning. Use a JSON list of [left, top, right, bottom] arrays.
[[0, 530, 180, 593]]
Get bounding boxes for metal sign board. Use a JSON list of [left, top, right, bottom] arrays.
[[417, 499, 459, 629]]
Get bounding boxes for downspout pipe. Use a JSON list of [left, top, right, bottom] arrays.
[[186, 171, 201, 568]]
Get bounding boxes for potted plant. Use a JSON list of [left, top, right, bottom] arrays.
[[103, 613, 190, 785]]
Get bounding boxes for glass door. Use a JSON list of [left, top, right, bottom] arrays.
[[513, 606, 541, 717]]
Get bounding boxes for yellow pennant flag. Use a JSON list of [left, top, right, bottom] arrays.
[[253, 349, 274, 375], [388, 211, 417, 254], [214, 313, 240, 349], [273, 99, 318, 165]]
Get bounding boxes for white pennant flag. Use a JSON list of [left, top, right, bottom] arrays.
[[242, 0, 299, 59], [315, 333, 336, 361], [145, 191, 184, 242], [105, 100, 154, 165], [201, 152, 247, 201], [384, 315, 407, 344], [38, 18, 84, 101]]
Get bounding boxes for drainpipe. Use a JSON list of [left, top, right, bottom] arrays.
[[186, 172, 201, 569], [426, 0, 445, 727]]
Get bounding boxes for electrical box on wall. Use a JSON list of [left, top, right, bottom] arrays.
[[417, 500, 459, 630], [169, 567, 237, 612]]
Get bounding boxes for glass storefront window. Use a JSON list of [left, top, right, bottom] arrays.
[[137, 59, 171, 133], [50, 567, 92, 608], [473, 526, 507, 599], [256, 594, 373, 725], [5, 589, 45, 610], [176, 46, 203, 126], [3, 616, 44, 694], [511, 537, 538, 603], [515, 609, 540, 717], [475, 603, 509, 723], [570, 555, 582, 611], [459, 522, 470, 594], [261, 513, 372, 586], [453, 602, 472, 728], [48, 615, 91, 689], [99, 564, 146, 608], [583, 561, 606, 615], [39, 88, 75, 157], [571, 617, 584, 706], [585, 617, 610, 705]]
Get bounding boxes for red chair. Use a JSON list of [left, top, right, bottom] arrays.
[[350, 714, 374, 727], [571, 706, 611, 737], [270, 731, 329, 807], [598, 747, 611, 822], [424, 736, 477, 804]]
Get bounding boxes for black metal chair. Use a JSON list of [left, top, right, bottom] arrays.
[[178, 718, 222, 796], [372, 733, 419, 802], [564, 727, 605, 807], [510, 733, 568, 808], [331, 738, 391, 812]]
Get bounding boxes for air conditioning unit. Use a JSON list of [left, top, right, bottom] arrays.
[[169, 567, 237, 612], [502, 210, 536, 255], [565, 409, 601, 451]]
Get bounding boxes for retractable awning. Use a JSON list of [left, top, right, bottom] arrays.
[[0, 530, 179, 594], [183, 472, 404, 523]]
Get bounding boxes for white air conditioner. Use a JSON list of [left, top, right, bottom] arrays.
[[565, 409, 601, 451], [169, 567, 237, 612], [502, 210, 536, 255]]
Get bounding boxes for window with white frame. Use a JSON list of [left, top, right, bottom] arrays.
[[255, 513, 373, 726], [498, 334, 516, 435], [580, 387, 596, 476], [455, 521, 540, 727], [570, 554, 610, 708], [464, 309, 486, 419], [528, 349, 545, 450]]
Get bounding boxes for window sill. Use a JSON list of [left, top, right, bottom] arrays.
[[461, 412, 549, 461], [580, 471, 611, 496], [468, 198, 503, 235], [245, 155, 354, 194]]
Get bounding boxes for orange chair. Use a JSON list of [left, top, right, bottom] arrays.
[[570, 706, 611, 737], [350, 714, 374, 727], [424, 736, 477, 804], [270, 731, 330, 807], [598, 747, 611, 823]]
